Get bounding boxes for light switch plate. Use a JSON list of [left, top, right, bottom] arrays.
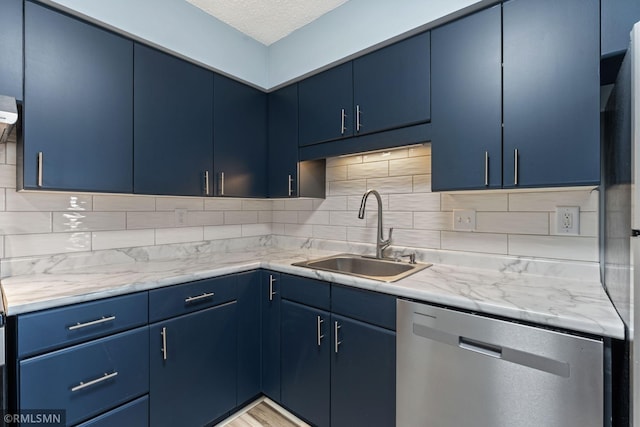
[[452, 209, 476, 231]]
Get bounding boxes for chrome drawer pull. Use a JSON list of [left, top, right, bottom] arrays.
[[269, 275, 277, 301], [317, 316, 325, 346], [68, 316, 116, 331], [335, 321, 342, 353], [204, 170, 210, 196], [71, 371, 118, 392], [340, 109, 347, 135], [184, 292, 215, 303], [288, 175, 294, 197], [37, 152, 43, 187], [161, 327, 168, 361]]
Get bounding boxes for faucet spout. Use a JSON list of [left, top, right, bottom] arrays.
[[358, 189, 392, 259]]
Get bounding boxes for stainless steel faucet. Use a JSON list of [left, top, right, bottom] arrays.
[[358, 189, 393, 259]]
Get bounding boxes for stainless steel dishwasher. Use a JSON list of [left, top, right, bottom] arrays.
[[397, 299, 604, 427]]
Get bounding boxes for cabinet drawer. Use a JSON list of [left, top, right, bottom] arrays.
[[280, 274, 330, 310], [331, 285, 396, 331], [17, 292, 148, 358], [19, 327, 149, 426], [76, 395, 149, 427], [149, 275, 236, 322]]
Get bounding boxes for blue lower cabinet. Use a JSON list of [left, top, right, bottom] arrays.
[[75, 396, 149, 427], [149, 302, 238, 427], [331, 314, 396, 427], [19, 327, 149, 426], [280, 300, 330, 427], [261, 271, 281, 401], [236, 271, 261, 405]]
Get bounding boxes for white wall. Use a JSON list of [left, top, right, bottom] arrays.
[[46, 0, 482, 89]]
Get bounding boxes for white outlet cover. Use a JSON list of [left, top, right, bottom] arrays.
[[556, 206, 580, 235], [452, 209, 476, 231], [174, 208, 188, 227]]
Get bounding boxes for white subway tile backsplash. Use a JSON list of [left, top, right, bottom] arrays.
[[258, 211, 273, 223], [284, 199, 314, 211], [389, 193, 440, 212], [271, 223, 285, 235], [312, 225, 347, 241], [413, 175, 432, 193], [441, 193, 508, 212], [326, 155, 363, 167], [389, 156, 430, 176], [413, 212, 452, 231], [442, 231, 508, 254], [508, 190, 598, 212], [329, 180, 367, 196], [362, 148, 408, 162], [53, 212, 125, 233], [0, 165, 16, 188], [365, 176, 413, 194], [365, 211, 413, 229], [347, 194, 388, 211], [273, 211, 299, 224], [204, 225, 242, 240], [7, 190, 92, 212], [242, 223, 272, 237], [330, 211, 364, 227], [6, 232, 91, 257], [6, 143, 16, 165], [156, 227, 204, 245], [408, 144, 431, 157], [224, 211, 258, 225], [284, 223, 313, 237], [326, 166, 348, 182], [155, 197, 204, 211], [242, 199, 273, 211], [348, 161, 388, 180], [476, 212, 549, 235], [392, 229, 440, 249], [93, 194, 154, 212], [508, 235, 598, 262], [347, 226, 377, 243], [313, 196, 347, 211], [298, 210, 330, 225], [127, 212, 174, 229], [92, 229, 155, 251], [186, 211, 224, 227], [0, 212, 51, 234], [204, 198, 243, 211]]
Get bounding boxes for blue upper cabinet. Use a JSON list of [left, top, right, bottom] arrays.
[[503, 0, 600, 188], [0, 0, 23, 101], [268, 84, 299, 197], [134, 44, 214, 196], [214, 74, 267, 197], [431, 6, 502, 191], [22, 1, 133, 193], [299, 62, 353, 146], [601, 0, 640, 58], [353, 31, 430, 136]]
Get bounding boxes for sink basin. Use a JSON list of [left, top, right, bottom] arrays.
[[292, 254, 431, 282]]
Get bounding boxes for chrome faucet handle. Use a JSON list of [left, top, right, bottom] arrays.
[[385, 227, 394, 244], [400, 253, 416, 264]]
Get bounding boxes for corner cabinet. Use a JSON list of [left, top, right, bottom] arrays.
[[133, 44, 214, 197], [213, 74, 267, 198], [21, 1, 133, 193]]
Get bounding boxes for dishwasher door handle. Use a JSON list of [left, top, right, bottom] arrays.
[[459, 337, 502, 359]]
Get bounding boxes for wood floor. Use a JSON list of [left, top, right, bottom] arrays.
[[217, 398, 310, 427]]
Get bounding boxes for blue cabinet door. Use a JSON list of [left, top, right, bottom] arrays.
[[149, 303, 237, 427], [331, 314, 396, 427], [236, 271, 261, 405], [134, 44, 213, 196], [431, 6, 502, 191], [353, 32, 430, 136], [23, 1, 133, 192], [280, 300, 330, 427], [298, 62, 353, 146], [601, 0, 640, 58], [268, 84, 299, 198], [503, 0, 600, 188], [213, 74, 267, 197], [0, 0, 23, 101], [261, 271, 281, 400]]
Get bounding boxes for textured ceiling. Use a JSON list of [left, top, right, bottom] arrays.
[[185, 0, 349, 45]]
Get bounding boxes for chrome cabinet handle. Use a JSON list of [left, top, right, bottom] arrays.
[[484, 151, 489, 186], [161, 326, 168, 360], [288, 175, 294, 197], [340, 109, 347, 135], [269, 275, 277, 301], [68, 316, 116, 331], [219, 172, 225, 196], [184, 292, 215, 303], [334, 321, 342, 353], [71, 371, 118, 392], [37, 152, 43, 187], [356, 105, 362, 132], [514, 148, 519, 186], [317, 316, 325, 346], [204, 170, 210, 196]]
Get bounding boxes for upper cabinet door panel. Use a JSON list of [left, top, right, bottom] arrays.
[[353, 31, 431, 136], [268, 84, 299, 198], [503, 0, 600, 188], [0, 0, 23, 101], [601, 0, 640, 57], [24, 1, 133, 193], [214, 74, 267, 198], [431, 6, 502, 191], [134, 44, 213, 196], [298, 62, 353, 146]]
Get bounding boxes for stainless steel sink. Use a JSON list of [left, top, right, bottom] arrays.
[[292, 253, 431, 282]]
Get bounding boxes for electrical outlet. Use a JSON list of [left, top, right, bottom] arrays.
[[174, 208, 187, 227], [556, 206, 580, 235], [452, 209, 476, 231]]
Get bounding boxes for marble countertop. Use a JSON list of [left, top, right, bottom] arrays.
[[0, 245, 625, 339]]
